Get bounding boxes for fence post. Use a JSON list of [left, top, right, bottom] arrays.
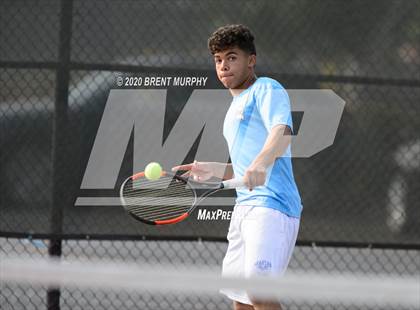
[[48, 1, 73, 309]]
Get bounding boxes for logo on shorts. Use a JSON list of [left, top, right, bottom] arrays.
[[254, 260, 272, 271]]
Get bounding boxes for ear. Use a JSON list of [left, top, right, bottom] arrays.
[[248, 54, 256, 68]]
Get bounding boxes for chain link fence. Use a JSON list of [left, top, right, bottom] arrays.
[[1, 0, 420, 309]]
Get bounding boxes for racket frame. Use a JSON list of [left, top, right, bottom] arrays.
[[120, 171, 229, 225]]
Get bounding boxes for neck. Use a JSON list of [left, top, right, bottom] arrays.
[[230, 73, 257, 96]]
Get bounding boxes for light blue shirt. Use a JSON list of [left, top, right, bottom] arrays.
[[223, 77, 302, 218]]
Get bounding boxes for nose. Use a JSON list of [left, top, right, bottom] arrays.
[[220, 59, 229, 71]]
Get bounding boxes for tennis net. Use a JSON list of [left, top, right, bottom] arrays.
[[1, 255, 419, 310]]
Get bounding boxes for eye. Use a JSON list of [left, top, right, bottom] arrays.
[[228, 56, 236, 61], [215, 58, 222, 64]]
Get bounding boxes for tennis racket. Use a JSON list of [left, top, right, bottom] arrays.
[[120, 171, 244, 225]]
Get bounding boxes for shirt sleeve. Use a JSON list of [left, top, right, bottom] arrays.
[[255, 83, 293, 132]]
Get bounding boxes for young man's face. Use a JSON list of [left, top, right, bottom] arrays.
[[213, 47, 256, 89]]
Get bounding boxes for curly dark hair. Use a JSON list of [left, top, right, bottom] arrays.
[[208, 24, 256, 55]]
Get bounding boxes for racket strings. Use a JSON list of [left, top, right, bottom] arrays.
[[122, 176, 195, 221], [125, 197, 194, 218], [123, 177, 184, 195], [128, 206, 189, 221], [123, 178, 186, 196], [123, 179, 194, 203], [127, 203, 192, 218]]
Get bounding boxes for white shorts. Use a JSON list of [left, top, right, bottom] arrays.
[[220, 204, 300, 305]]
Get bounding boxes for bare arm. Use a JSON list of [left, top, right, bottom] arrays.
[[244, 124, 292, 190], [222, 163, 234, 180], [171, 125, 289, 185], [172, 161, 234, 181], [253, 124, 291, 166]]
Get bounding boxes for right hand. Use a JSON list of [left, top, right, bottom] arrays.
[[171, 161, 222, 182]]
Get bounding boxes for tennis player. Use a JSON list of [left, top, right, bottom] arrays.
[[172, 24, 302, 310]]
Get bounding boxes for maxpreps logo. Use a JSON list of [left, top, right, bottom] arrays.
[[75, 89, 345, 207], [197, 209, 233, 221]]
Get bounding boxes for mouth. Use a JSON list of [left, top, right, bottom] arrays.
[[220, 74, 233, 79]]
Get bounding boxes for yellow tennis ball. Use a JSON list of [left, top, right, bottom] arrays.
[[144, 162, 162, 180]]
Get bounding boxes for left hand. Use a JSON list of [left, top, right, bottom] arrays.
[[243, 162, 267, 191]]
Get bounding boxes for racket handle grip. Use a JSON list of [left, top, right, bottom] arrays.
[[222, 178, 245, 189]]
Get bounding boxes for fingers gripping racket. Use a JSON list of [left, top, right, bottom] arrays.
[[120, 171, 244, 225]]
